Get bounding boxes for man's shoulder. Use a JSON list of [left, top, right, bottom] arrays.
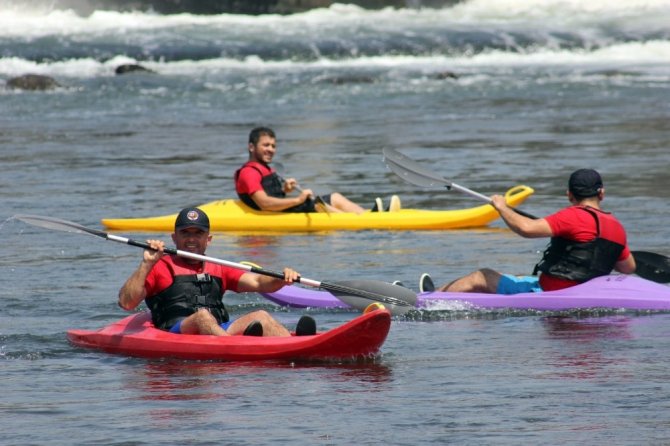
[[551, 205, 599, 219], [544, 206, 592, 233], [546, 205, 577, 221]]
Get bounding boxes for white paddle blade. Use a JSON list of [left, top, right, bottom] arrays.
[[13, 214, 102, 237], [383, 148, 451, 188]]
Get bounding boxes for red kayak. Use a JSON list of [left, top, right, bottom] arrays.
[[67, 309, 391, 361]]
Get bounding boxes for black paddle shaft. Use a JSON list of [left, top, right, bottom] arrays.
[[13, 214, 416, 312], [116, 235, 414, 308]]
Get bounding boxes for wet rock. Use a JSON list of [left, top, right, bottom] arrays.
[[320, 75, 376, 85], [585, 69, 641, 77], [33, 1, 460, 15], [115, 64, 155, 75], [431, 71, 459, 80], [6, 74, 61, 91]]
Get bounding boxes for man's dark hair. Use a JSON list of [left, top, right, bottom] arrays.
[[249, 127, 276, 146], [568, 169, 603, 200]]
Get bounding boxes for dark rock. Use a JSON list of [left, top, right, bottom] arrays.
[[115, 64, 155, 75], [585, 69, 641, 77], [29, 1, 461, 15], [320, 75, 376, 85], [6, 74, 61, 91], [432, 71, 459, 80]]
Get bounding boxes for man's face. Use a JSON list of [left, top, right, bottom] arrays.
[[249, 134, 276, 165], [171, 227, 211, 258]]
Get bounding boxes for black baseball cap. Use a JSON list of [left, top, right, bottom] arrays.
[[174, 207, 210, 231], [568, 169, 603, 198]]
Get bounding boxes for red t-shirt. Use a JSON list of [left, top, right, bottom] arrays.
[[235, 161, 274, 196], [145, 255, 245, 298], [539, 206, 630, 291]]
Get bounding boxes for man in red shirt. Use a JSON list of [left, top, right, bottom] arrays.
[[235, 127, 400, 214], [423, 169, 636, 294], [118, 207, 316, 336]]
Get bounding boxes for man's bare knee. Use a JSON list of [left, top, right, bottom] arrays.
[[246, 310, 270, 321], [194, 308, 217, 323], [478, 268, 502, 292], [479, 268, 497, 279]]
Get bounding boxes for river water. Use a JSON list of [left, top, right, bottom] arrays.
[[2, 1, 670, 444]]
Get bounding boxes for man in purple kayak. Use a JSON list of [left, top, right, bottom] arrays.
[[420, 169, 636, 294], [118, 206, 316, 336]]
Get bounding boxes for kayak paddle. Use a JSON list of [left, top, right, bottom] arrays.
[[382, 147, 537, 219], [382, 148, 670, 284], [629, 251, 670, 284], [13, 214, 416, 315]]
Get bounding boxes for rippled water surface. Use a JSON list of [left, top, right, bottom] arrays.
[[2, 1, 670, 444]]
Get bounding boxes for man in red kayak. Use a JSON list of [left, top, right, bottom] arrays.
[[118, 206, 316, 337], [420, 169, 636, 294], [235, 126, 400, 214]]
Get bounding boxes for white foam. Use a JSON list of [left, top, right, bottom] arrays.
[[1, 0, 669, 78], [2, 39, 670, 79], [0, 0, 669, 38], [0, 55, 137, 77]]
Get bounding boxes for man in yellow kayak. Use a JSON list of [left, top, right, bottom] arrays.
[[118, 206, 316, 337], [419, 169, 636, 294], [235, 126, 400, 214]]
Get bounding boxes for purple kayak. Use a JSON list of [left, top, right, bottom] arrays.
[[262, 275, 670, 311]]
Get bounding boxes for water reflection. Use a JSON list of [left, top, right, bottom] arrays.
[[124, 358, 393, 403], [542, 316, 634, 342], [540, 316, 634, 380], [230, 235, 282, 253]]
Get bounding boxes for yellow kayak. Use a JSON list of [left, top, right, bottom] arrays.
[[101, 185, 534, 233]]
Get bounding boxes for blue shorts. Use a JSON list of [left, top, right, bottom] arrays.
[[496, 274, 542, 295], [169, 319, 233, 334]]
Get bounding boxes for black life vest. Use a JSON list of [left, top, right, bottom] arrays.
[[533, 207, 624, 283], [235, 162, 316, 213], [235, 163, 285, 210], [145, 259, 229, 330]]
